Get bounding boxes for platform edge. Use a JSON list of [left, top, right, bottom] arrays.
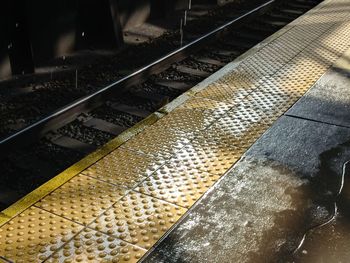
[[0, 112, 164, 226]]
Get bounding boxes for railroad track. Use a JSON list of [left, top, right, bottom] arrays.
[[0, 0, 321, 209]]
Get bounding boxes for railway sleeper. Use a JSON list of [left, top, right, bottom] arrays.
[[77, 114, 127, 136]]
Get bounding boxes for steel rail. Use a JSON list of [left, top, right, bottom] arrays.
[[0, 0, 275, 157]]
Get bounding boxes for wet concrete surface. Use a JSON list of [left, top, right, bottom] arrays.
[[292, 165, 350, 262], [143, 116, 350, 263], [293, 215, 350, 262]]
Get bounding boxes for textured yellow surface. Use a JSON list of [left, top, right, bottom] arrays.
[[36, 175, 127, 225], [91, 192, 186, 249], [0, 207, 83, 263], [154, 97, 233, 134], [136, 163, 220, 208], [121, 123, 191, 158], [46, 228, 146, 263], [82, 148, 162, 189], [2, 0, 350, 261]]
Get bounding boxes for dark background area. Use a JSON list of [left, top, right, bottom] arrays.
[[0, 0, 219, 80]]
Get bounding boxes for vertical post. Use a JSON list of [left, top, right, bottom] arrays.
[[109, 0, 124, 46], [8, 0, 34, 75]]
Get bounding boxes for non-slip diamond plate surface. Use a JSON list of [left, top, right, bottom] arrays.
[[36, 175, 127, 225], [91, 192, 186, 250], [82, 148, 162, 189], [136, 164, 220, 208], [0, 207, 83, 263], [47, 228, 146, 263]]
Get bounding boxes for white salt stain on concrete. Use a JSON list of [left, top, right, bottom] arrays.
[[165, 156, 311, 262]]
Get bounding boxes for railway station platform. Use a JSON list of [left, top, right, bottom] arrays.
[[2, 0, 350, 261]]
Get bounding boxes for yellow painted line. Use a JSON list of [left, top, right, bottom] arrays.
[[0, 112, 164, 226]]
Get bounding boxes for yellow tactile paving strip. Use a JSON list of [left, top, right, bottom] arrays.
[[36, 175, 127, 226], [47, 228, 146, 263], [2, 0, 350, 261], [82, 149, 162, 188], [136, 163, 220, 208], [152, 97, 233, 135], [120, 124, 191, 159], [0, 207, 83, 263], [91, 192, 186, 250]]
